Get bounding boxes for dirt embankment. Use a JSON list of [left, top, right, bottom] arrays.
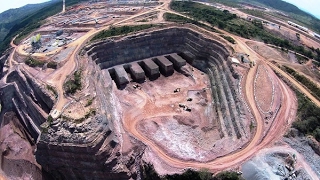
[[0, 112, 46, 179]]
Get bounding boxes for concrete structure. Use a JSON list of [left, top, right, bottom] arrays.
[[179, 51, 195, 64], [288, 21, 308, 32], [114, 66, 129, 86], [153, 56, 174, 76], [231, 57, 240, 64], [63, 0, 66, 13], [140, 59, 160, 80], [166, 53, 186, 69], [130, 62, 145, 82]]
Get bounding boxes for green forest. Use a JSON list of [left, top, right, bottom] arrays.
[[292, 91, 320, 142], [141, 164, 243, 180]]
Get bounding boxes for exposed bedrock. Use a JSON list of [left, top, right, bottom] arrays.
[[0, 52, 9, 79], [86, 27, 250, 141], [85, 28, 230, 69], [0, 68, 55, 142], [36, 58, 144, 179]]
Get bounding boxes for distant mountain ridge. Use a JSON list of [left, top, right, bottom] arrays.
[[0, 0, 88, 56], [0, 1, 57, 24], [249, 0, 320, 33], [0, 0, 58, 41], [251, 0, 310, 17]]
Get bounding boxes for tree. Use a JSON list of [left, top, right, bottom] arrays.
[[213, 171, 243, 180]]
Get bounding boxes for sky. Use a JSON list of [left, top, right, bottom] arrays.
[[0, 0, 50, 14], [282, 0, 320, 19]]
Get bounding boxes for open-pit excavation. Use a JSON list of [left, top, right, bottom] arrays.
[[85, 27, 253, 162], [0, 0, 320, 179]]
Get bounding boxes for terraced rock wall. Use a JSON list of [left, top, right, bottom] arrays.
[[87, 27, 249, 141], [0, 69, 55, 142], [35, 57, 144, 179]]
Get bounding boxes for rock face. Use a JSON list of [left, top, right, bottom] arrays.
[[86, 28, 230, 70], [140, 59, 160, 80], [36, 56, 142, 179], [0, 62, 55, 179], [86, 27, 250, 140], [0, 53, 9, 79], [0, 68, 54, 142]]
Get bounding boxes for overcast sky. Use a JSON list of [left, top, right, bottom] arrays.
[[0, 0, 320, 19]]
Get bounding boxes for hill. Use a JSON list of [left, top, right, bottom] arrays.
[[0, 1, 58, 41], [249, 0, 320, 33], [209, 0, 320, 33]]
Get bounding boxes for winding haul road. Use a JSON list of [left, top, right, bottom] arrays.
[[7, 0, 319, 176]]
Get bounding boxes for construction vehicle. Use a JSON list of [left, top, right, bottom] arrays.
[[174, 88, 180, 93], [133, 84, 141, 90]]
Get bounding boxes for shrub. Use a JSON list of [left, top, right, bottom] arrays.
[[292, 90, 320, 142], [281, 65, 320, 100], [213, 171, 243, 180], [25, 57, 45, 67], [47, 61, 58, 69], [64, 70, 82, 94], [220, 35, 236, 44]]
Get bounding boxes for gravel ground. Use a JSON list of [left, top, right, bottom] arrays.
[[284, 136, 320, 178]]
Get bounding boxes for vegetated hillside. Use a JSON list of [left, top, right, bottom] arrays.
[[249, 0, 320, 33], [0, 1, 58, 41], [251, 0, 308, 16], [141, 163, 244, 180], [0, 0, 88, 56], [209, 0, 320, 33], [170, 1, 318, 61]]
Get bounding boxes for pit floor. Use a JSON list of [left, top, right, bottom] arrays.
[[113, 62, 245, 161]]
